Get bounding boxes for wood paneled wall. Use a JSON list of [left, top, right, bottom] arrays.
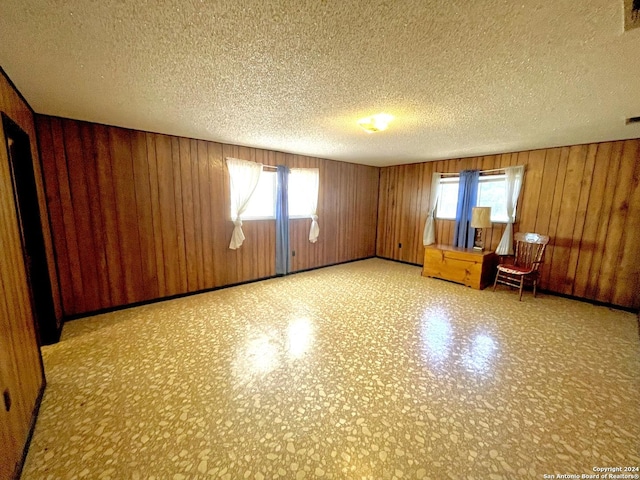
[[0, 70, 46, 480], [377, 142, 640, 310], [36, 116, 379, 317], [287, 155, 379, 273]]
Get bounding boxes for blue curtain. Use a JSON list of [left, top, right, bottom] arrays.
[[453, 170, 480, 248], [275, 166, 290, 275]]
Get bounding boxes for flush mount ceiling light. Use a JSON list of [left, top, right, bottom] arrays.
[[357, 113, 394, 133]]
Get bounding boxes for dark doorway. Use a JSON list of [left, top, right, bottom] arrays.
[[2, 114, 59, 344]]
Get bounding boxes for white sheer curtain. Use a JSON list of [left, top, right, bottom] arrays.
[[423, 172, 442, 245], [226, 157, 263, 250], [496, 165, 525, 255], [290, 168, 320, 242]]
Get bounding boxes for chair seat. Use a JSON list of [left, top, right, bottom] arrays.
[[496, 264, 533, 275]]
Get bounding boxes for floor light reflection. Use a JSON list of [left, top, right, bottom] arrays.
[[286, 317, 314, 359], [420, 308, 453, 369], [462, 333, 498, 375], [235, 333, 281, 380]]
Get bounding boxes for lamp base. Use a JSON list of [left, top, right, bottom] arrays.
[[473, 228, 485, 251]]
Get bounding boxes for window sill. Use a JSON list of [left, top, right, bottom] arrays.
[[435, 218, 514, 224]]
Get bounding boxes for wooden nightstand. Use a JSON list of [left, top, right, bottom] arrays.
[[422, 244, 499, 290]]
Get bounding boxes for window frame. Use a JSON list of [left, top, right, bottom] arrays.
[[435, 176, 460, 220], [476, 173, 513, 224], [233, 169, 277, 221], [287, 168, 319, 219], [434, 173, 515, 224]]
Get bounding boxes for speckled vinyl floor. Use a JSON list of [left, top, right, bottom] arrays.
[[22, 259, 640, 480]]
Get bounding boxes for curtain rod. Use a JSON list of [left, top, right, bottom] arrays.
[[262, 165, 309, 171], [438, 167, 511, 176]]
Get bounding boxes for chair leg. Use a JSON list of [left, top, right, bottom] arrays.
[[533, 280, 537, 298], [493, 272, 499, 291], [518, 278, 524, 301]]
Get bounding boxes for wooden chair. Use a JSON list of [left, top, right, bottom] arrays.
[[493, 232, 550, 301]]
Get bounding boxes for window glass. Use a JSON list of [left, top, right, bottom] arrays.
[[436, 177, 459, 219], [238, 170, 276, 219], [435, 174, 514, 223], [477, 175, 511, 222], [288, 168, 319, 218]]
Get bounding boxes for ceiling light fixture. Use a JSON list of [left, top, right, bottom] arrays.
[[357, 113, 394, 133]]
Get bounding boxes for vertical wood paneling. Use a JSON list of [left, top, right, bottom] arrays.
[[131, 131, 158, 301], [209, 141, 227, 287], [109, 127, 144, 304], [0, 70, 46, 480], [95, 124, 126, 307], [547, 146, 584, 293], [517, 149, 545, 233], [171, 137, 188, 294], [564, 144, 597, 296], [37, 117, 74, 313], [585, 143, 622, 300], [62, 119, 101, 312], [598, 140, 638, 303], [198, 140, 215, 288], [146, 133, 166, 298], [79, 122, 111, 308], [40, 113, 640, 311], [155, 134, 180, 297], [179, 137, 197, 292], [573, 143, 609, 299], [51, 117, 85, 312], [37, 116, 377, 316], [376, 140, 640, 309], [287, 154, 377, 273], [613, 143, 640, 308], [189, 139, 204, 291], [376, 168, 389, 257]]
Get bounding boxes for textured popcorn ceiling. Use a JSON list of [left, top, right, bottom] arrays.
[[1, 0, 639, 166]]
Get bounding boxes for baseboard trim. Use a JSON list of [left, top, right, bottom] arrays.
[[61, 256, 636, 322], [64, 256, 378, 322], [374, 255, 422, 268], [13, 375, 46, 480], [536, 289, 637, 314], [289, 256, 376, 275], [64, 274, 278, 321]]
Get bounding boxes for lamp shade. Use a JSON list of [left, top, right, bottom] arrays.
[[471, 207, 492, 229]]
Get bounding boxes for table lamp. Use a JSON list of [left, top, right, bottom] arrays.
[[471, 207, 492, 250]]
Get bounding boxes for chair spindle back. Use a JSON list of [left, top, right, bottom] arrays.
[[513, 232, 550, 272]]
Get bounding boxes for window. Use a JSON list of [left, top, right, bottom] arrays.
[[229, 167, 320, 221], [288, 168, 319, 218], [435, 177, 459, 220], [236, 170, 276, 220], [288, 179, 310, 218], [477, 174, 510, 223], [435, 174, 513, 223]]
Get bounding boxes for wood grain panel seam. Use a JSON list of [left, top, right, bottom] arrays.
[[125, 130, 146, 295], [608, 141, 639, 303], [568, 144, 598, 297], [56, 120, 86, 312], [33, 118, 64, 321]]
